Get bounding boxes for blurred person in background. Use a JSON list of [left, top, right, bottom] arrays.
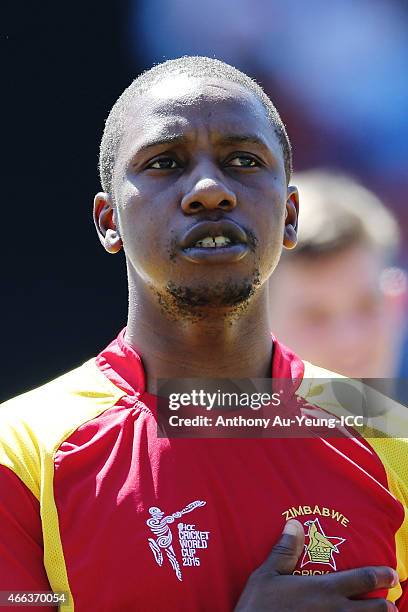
[[269, 170, 407, 380]]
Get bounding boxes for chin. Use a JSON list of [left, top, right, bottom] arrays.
[[165, 274, 261, 310]]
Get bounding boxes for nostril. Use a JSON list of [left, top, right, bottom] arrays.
[[219, 200, 231, 209], [189, 202, 202, 211]]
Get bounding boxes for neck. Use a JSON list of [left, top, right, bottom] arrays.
[[125, 281, 273, 393]]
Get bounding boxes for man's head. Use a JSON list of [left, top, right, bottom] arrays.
[[93, 57, 298, 319], [99, 56, 292, 196], [269, 170, 406, 378]]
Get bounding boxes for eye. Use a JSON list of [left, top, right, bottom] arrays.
[[147, 157, 179, 170], [227, 155, 260, 168]]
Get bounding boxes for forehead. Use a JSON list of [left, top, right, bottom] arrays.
[[118, 75, 280, 158]]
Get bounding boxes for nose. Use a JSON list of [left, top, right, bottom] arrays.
[[181, 176, 237, 214]]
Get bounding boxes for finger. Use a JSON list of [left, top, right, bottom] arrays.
[[349, 599, 397, 611], [261, 520, 305, 575], [327, 566, 399, 597]]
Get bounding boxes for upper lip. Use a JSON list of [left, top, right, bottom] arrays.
[[180, 220, 248, 249]]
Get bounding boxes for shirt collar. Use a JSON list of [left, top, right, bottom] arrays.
[[96, 327, 304, 397]]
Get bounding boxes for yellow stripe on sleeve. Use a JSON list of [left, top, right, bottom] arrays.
[[0, 359, 125, 611]]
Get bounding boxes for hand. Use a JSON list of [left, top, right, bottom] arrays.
[[235, 520, 399, 611]]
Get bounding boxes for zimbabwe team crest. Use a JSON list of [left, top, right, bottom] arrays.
[[301, 518, 346, 570]]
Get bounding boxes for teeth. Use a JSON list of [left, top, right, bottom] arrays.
[[196, 236, 216, 248], [214, 236, 231, 246], [194, 235, 232, 248]]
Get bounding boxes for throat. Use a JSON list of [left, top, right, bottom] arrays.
[[126, 317, 273, 393], [126, 276, 273, 391]]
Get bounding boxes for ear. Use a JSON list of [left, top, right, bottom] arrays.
[[93, 192, 123, 254], [283, 186, 299, 250]]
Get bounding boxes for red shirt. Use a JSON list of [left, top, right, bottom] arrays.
[[0, 329, 407, 611]]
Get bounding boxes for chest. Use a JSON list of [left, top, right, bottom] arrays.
[[53, 429, 402, 611]]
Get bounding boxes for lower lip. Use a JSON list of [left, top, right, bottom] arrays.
[[180, 244, 249, 264]]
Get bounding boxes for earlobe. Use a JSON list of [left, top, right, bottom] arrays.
[[104, 227, 123, 254], [93, 192, 123, 254], [283, 186, 299, 250]]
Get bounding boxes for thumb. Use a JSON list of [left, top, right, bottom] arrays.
[[262, 520, 305, 575]]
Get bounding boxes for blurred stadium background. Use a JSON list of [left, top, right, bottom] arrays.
[[2, 0, 408, 401]]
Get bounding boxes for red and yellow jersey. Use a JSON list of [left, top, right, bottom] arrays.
[[0, 329, 407, 611]]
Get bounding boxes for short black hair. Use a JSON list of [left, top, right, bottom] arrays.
[[99, 56, 292, 195]]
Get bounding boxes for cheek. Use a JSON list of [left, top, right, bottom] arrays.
[[256, 205, 286, 272], [116, 185, 190, 290], [116, 189, 170, 273]]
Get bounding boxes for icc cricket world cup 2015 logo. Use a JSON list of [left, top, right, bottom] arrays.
[[146, 500, 207, 581]]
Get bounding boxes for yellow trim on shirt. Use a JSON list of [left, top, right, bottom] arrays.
[[0, 359, 125, 612], [297, 360, 408, 603]]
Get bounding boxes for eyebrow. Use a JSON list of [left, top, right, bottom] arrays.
[[134, 134, 189, 156], [219, 134, 270, 149], [134, 133, 271, 156]]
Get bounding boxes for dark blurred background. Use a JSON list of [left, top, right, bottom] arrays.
[[2, 1, 133, 400], [2, 0, 408, 401]]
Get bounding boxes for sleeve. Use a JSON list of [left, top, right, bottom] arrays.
[[397, 580, 408, 610], [0, 464, 57, 611], [368, 438, 408, 608]]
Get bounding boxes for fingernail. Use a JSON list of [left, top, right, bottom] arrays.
[[283, 520, 302, 535], [390, 569, 399, 587]]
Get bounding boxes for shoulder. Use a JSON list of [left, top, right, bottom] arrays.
[[297, 359, 408, 503], [0, 359, 125, 499]]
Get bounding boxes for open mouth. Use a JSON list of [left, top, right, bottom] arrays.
[[181, 219, 248, 249], [179, 220, 249, 264], [194, 235, 233, 248]]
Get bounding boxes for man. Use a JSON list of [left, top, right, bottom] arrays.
[[0, 57, 406, 611], [269, 170, 406, 379]]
